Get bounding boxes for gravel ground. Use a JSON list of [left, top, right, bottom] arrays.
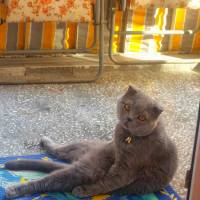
[[0, 67, 199, 199]]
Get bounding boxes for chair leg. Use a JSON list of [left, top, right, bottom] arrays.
[[97, 0, 104, 81], [64, 0, 104, 83], [73, 0, 104, 83]]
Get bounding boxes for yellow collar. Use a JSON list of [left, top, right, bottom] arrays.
[[125, 136, 133, 144]]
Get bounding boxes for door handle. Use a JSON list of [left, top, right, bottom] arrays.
[[0, 18, 6, 25], [0, 1, 8, 25]]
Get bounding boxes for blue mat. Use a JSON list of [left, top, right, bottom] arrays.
[[0, 154, 181, 200]]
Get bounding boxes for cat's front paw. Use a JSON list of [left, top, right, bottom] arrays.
[[39, 136, 52, 149], [5, 186, 18, 199], [72, 186, 90, 198]]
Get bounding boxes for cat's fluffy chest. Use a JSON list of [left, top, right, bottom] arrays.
[[113, 124, 162, 170]]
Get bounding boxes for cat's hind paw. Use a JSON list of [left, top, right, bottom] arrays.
[[5, 186, 19, 199], [72, 186, 90, 198]]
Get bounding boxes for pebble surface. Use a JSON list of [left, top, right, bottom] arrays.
[[0, 67, 199, 199]]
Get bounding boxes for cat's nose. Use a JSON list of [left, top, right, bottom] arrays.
[[127, 117, 133, 122]]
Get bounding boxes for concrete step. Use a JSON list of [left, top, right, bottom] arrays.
[[0, 53, 199, 84]]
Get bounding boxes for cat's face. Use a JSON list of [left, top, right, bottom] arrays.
[[117, 86, 163, 137]]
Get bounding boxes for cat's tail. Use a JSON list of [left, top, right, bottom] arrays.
[[4, 159, 68, 173]]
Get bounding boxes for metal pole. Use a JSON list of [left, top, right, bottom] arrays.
[[115, 29, 200, 36], [98, 0, 104, 80], [187, 103, 200, 200], [118, 3, 128, 52]]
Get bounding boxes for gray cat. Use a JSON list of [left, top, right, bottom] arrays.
[[4, 86, 178, 199]]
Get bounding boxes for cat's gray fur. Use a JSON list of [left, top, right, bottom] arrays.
[[4, 86, 178, 199]]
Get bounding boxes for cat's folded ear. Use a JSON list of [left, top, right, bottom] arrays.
[[152, 104, 164, 118], [125, 85, 138, 96]]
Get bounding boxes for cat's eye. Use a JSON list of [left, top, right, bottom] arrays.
[[123, 104, 130, 112], [137, 115, 146, 121]]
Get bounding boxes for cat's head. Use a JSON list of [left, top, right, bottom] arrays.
[[117, 86, 163, 137]]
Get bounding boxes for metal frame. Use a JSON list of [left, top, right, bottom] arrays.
[[0, 0, 104, 83], [108, 0, 200, 65], [187, 102, 200, 200]]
